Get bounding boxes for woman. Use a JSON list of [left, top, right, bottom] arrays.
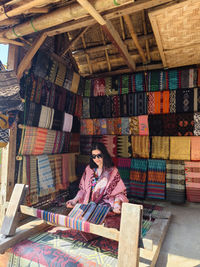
[[66, 142, 128, 213]]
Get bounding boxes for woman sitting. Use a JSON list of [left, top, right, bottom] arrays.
[[66, 142, 128, 214]]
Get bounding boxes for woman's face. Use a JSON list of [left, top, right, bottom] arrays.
[[91, 149, 103, 168]]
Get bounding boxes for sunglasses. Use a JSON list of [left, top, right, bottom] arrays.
[[91, 153, 103, 159]]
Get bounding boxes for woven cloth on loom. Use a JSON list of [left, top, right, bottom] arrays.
[[176, 113, 194, 136], [37, 154, 55, 197], [167, 69, 178, 90], [151, 136, 169, 159], [131, 136, 149, 158], [74, 95, 83, 118], [163, 114, 178, 136], [169, 90, 176, 113], [93, 78, 106, 96], [166, 160, 185, 203], [121, 117, 129, 135], [176, 88, 194, 113], [138, 115, 149, 135], [130, 158, 147, 198], [185, 161, 200, 202], [194, 112, 200, 136], [117, 136, 132, 158], [70, 72, 80, 94], [101, 135, 117, 157], [147, 91, 169, 114], [0, 114, 9, 147], [120, 94, 129, 117], [117, 158, 131, 195], [69, 133, 80, 153], [146, 159, 166, 199], [111, 95, 121, 117], [82, 97, 90, 118], [8, 228, 118, 267], [80, 135, 93, 154], [190, 137, 200, 160], [129, 116, 139, 135], [148, 114, 164, 136], [170, 137, 190, 160], [62, 113, 73, 132], [38, 106, 52, 129], [80, 119, 94, 135]]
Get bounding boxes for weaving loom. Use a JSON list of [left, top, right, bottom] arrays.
[[0, 184, 171, 267]]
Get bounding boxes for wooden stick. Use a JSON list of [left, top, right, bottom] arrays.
[[142, 10, 151, 62], [100, 27, 111, 71], [81, 35, 93, 74], [61, 26, 89, 57], [0, 37, 24, 46], [120, 16, 126, 40], [123, 14, 147, 63], [0, 0, 59, 22], [24, 7, 49, 14], [0, 18, 20, 27], [17, 32, 47, 79]]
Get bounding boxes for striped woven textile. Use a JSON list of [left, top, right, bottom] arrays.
[[71, 72, 80, 94], [180, 68, 197, 88], [82, 97, 90, 118], [130, 72, 146, 92], [120, 94, 129, 117], [147, 91, 169, 114], [69, 133, 80, 153], [93, 78, 106, 96], [169, 90, 176, 113], [117, 158, 131, 195], [43, 130, 57, 154], [80, 119, 94, 135], [166, 160, 185, 203], [138, 115, 149, 136], [48, 58, 58, 83], [74, 95, 83, 118], [53, 155, 63, 190], [147, 70, 161, 91], [62, 132, 71, 153], [101, 135, 117, 157], [170, 137, 190, 160], [191, 137, 200, 161], [62, 153, 77, 184], [52, 110, 64, 131], [38, 106, 53, 129], [146, 159, 166, 199], [99, 119, 107, 135], [55, 63, 66, 87], [129, 116, 139, 135], [130, 158, 148, 198], [32, 128, 48, 155], [131, 136, 149, 158], [121, 117, 129, 135], [105, 77, 113, 95], [117, 136, 132, 158], [18, 126, 37, 155], [185, 161, 200, 202], [37, 155, 55, 197], [151, 137, 170, 159], [194, 112, 200, 136], [52, 131, 65, 154], [167, 69, 179, 90], [84, 79, 92, 97], [62, 113, 73, 132], [24, 101, 41, 127]]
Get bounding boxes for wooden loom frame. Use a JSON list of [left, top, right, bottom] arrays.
[[0, 184, 171, 267]]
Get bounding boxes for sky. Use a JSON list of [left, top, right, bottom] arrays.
[[0, 44, 9, 65]]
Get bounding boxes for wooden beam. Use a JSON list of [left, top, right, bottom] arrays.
[[73, 34, 154, 55], [118, 203, 142, 267], [100, 26, 111, 71], [0, 0, 59, 22], [0, 37, 24, 46], [76, 0, 135, 71], [124, 14, 147, 63], [142, 10, 151, 62], [61, 26, 89, 57], [0, 18, 20, 27], [24, 7, 49, 14], [81, 35, 93, 74], [17, 32, 47, 79], [120, 16, 126, 40]]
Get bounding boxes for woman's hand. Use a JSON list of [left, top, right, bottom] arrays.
[[66, 199, 77, 208]]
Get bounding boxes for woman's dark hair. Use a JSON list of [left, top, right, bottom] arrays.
[[89, 142, 114, 169]]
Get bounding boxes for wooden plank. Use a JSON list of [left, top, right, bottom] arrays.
[[0, 220, 49, 254], [118, 203, 142, 267], [142, 10, 151, 62], [123, 14, 147, 63], [0, 38, 24, 46], [17, 32, 47, 79], [81, 35, 93, 74], [100, 27, 111, 71], [7, 45, 19, 71], [139, 215, 171, 267], [1, 184, 26, 236], [102, 20, 136, 71]]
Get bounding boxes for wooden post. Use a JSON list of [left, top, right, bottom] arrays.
[[118, 203, 142, 267], [1, 184, 27, 236]]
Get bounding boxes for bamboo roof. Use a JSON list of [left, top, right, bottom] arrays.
[[0, 0, 197, 78]]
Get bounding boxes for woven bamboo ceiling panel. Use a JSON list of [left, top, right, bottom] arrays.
[[149, 0, 200, 68]]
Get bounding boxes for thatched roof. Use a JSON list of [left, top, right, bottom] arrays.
[[0, 0, 198, 78]]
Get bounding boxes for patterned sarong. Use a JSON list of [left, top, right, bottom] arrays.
[[170, 137, 190, 160], [131, 136, 149, 158], [185, 161, 200, 202], [151, 136, 169, 159]]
